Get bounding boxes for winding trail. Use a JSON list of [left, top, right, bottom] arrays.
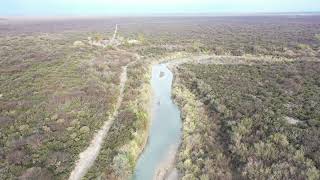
[[68, 64, 128, 180]]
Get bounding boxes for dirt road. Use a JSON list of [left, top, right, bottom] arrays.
[[68, 64, 128, 180]]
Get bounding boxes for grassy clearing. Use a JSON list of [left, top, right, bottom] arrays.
[[0, 34, 135, 179], [174, 59, 320, 179]]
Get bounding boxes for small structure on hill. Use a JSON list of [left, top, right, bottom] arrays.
[[87, 24, 141, 48]]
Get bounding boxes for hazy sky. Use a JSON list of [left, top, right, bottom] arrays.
[[1, 0, 320, 16]]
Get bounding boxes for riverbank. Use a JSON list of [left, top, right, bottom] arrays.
[[172, 59, 320, 179], [171, 66, 233, 179], [83, 59, 152, 179]]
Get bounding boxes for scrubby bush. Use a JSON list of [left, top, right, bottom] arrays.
[[0, 34, 134, 179], [175, 60, 320, 179], [84, 60, 151, 179], [173, 84, 232, 179], [315, 34, 320, 42]]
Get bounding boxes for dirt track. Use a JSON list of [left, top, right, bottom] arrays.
[[68, 64, 128, 180]]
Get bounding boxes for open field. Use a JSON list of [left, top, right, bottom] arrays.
[[0, 15, 320, 179]]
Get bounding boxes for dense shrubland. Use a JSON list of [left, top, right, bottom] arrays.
[[174, 60, 320, 179], [0, 34, 135, 179], [173, 84, 232, 180], [84, 60, 151, 179], [2, 16, 320, 59], [126, 16, 320, 58]]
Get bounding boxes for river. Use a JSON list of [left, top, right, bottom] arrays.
[[133, 64, 182, 180]]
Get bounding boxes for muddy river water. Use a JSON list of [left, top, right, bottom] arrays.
[[133, 64, 182, 180]]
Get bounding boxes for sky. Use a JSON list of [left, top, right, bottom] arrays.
[[1, 0, 320, 16]]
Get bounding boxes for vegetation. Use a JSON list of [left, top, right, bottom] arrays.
[[85, 60, 151, 179], [174, 60, 320, 179], [1, 15, 320, 179], [128, 16, 320, 58], [0, 34, 135, 179], [173, 84, 232, 179], [315, 34, 320, 42]]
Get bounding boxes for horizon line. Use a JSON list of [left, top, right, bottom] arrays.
[[2, 11, 320, 19]]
